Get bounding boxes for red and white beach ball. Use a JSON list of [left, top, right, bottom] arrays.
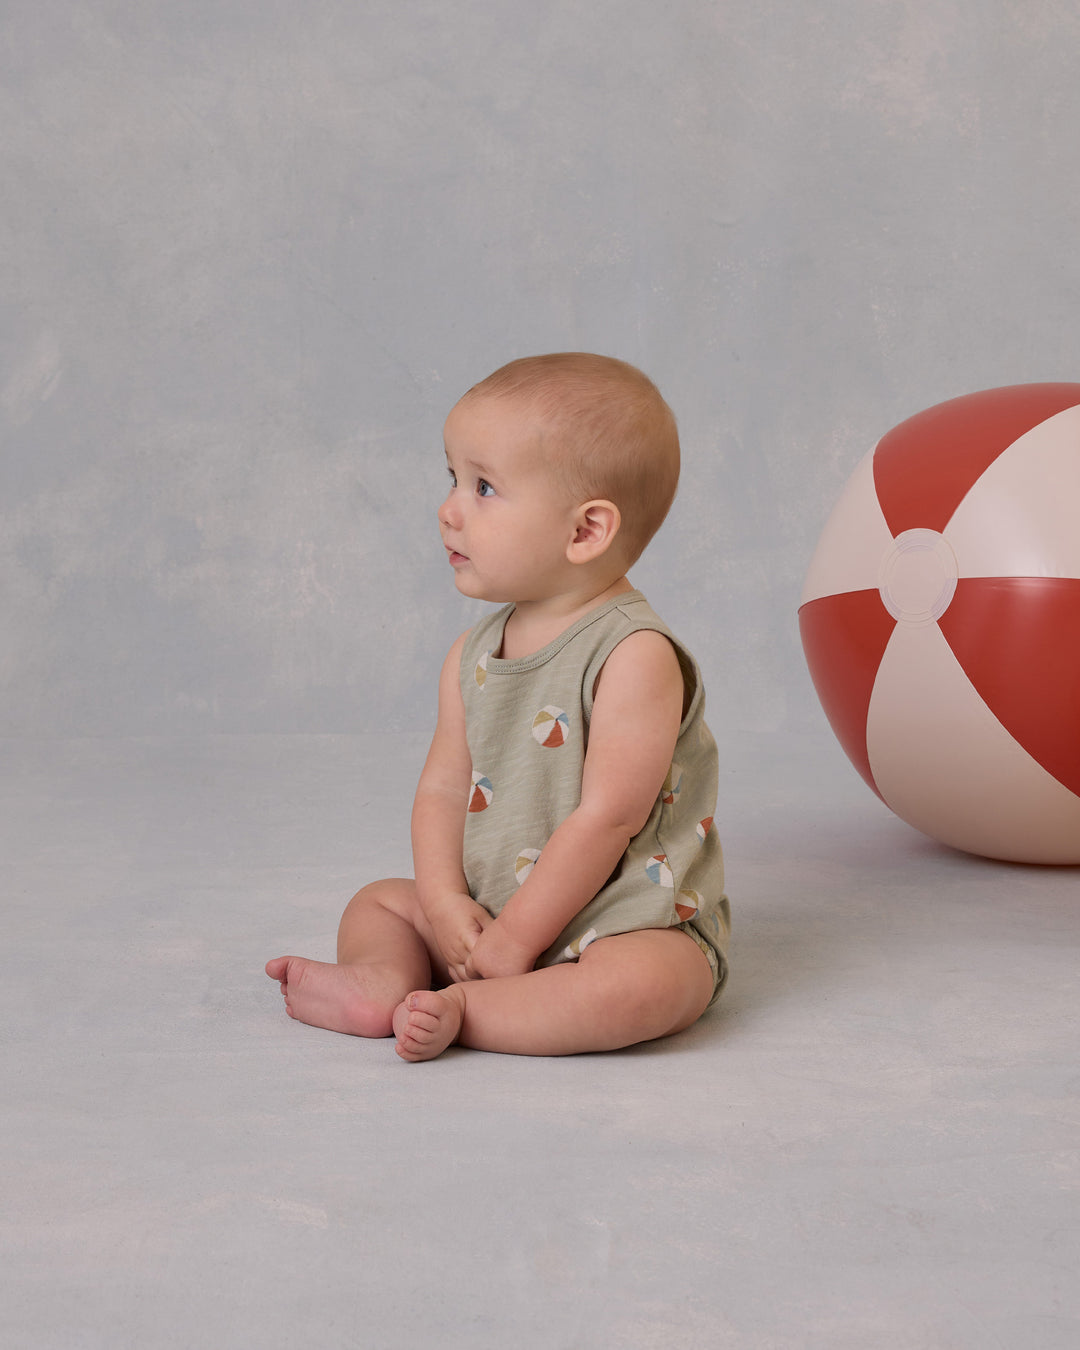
[[799, 384, 1080, 864]]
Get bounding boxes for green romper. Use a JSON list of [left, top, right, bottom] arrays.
[[460, 591, 730, 1002]]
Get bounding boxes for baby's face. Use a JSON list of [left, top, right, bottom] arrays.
[[439, 395, 581, 604]]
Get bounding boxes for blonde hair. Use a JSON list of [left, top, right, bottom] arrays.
[[462, 353, 680, 566]]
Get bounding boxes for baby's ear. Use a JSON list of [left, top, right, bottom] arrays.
[[567, 500, 621, 563]]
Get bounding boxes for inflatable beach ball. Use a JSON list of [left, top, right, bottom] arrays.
[[799, 383, 1080, 864]]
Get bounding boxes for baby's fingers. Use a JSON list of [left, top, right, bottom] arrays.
[[460, 952, 486, 982]]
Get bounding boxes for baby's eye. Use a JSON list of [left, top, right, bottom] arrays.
[[446, 467, 458, 487], [477, 479, 496, 498]]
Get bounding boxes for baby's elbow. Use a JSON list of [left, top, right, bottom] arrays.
[[581, 800, 652, 849]]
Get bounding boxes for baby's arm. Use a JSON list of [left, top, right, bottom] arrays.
[[411, 632, 492, 981], [464, 629, 685, 979]]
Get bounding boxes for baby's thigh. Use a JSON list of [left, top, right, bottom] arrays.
[[577, 927, 715, 1034]]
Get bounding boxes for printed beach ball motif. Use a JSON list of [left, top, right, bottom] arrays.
[[645, 854, 674, 888], [799, 383, 1080, 864], [696, 816, 714, 843], [474, 652, 489, 689], [675, 888, 701, 921], [468, 771, 493, 813], [514, 847, 541, 885], [661, 764, 683, 805], [531, 705, 570, 747], [560, 928, 598, 961]]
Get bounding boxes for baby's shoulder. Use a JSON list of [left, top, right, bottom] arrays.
[[592, 627, 683, 707]]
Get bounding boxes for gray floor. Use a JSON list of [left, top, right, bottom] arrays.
[[4, 729, 1079, 1349]]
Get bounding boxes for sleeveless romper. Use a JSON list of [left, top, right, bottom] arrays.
[[459, 591, 729, 1002]]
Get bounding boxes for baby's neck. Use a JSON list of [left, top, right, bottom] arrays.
[[497, 576, 634, 660]]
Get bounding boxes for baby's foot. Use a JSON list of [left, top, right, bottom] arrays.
[[392, 987, 466, 1062], [265, 955, 396, 1038]]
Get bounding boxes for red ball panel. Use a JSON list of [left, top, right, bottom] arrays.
[[873, 383, 1080, 536], [798, 590, 895, 800], [939, 576, 1080, 798]]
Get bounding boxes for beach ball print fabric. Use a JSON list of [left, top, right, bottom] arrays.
[[458, 596, 728, 979], [468, 691, 571, 817], [468, 771, 493, 813], [514, 848, 542, 884], [531, 706, 570, 748], [643, 852, 702, 921]]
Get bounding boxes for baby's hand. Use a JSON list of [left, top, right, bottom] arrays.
[[463, 919, 537, 982], [426, 893, 492, 984]]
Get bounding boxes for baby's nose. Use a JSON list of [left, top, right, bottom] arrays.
[[439, 491, 459, 528]]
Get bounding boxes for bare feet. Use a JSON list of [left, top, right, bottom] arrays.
[[265, 955, 399, 1038], [392, 987, 466, 1062]]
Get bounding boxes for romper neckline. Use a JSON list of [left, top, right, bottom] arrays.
[[482, 590, 647, 674]]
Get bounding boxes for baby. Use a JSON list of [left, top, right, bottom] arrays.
[[266, 353, 729, 1060]]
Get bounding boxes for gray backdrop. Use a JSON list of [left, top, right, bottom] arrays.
[[4, 0, 1079, 742], [6, 11, 1080, 1346]]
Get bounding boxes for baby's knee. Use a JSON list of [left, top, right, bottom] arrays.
[[585, 929, 713, 1032], [345, 877, 418, 917]]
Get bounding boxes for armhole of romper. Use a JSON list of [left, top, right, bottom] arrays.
[[582, 620, 701, 729], [459, 605, 514, 699]]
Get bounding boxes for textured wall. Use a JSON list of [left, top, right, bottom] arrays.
[[3, 1, 1079, 737]]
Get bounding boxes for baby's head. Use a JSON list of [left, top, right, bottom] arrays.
[[459, 353, 680, 568]]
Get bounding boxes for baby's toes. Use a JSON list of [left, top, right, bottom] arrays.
[[391, 995, 428, 1043], [406, 1011, 439, 1041]]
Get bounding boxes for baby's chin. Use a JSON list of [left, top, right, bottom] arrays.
[[450, 571, 511, 604]]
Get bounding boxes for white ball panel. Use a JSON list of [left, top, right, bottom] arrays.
[[867, 623, 1080, 863], [947, 404, 1080, 580], [801, 446, 893, 606]]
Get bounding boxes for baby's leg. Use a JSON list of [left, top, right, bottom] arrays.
[[394, 927, 715, 1060], [266, 879, 443, 1038]]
